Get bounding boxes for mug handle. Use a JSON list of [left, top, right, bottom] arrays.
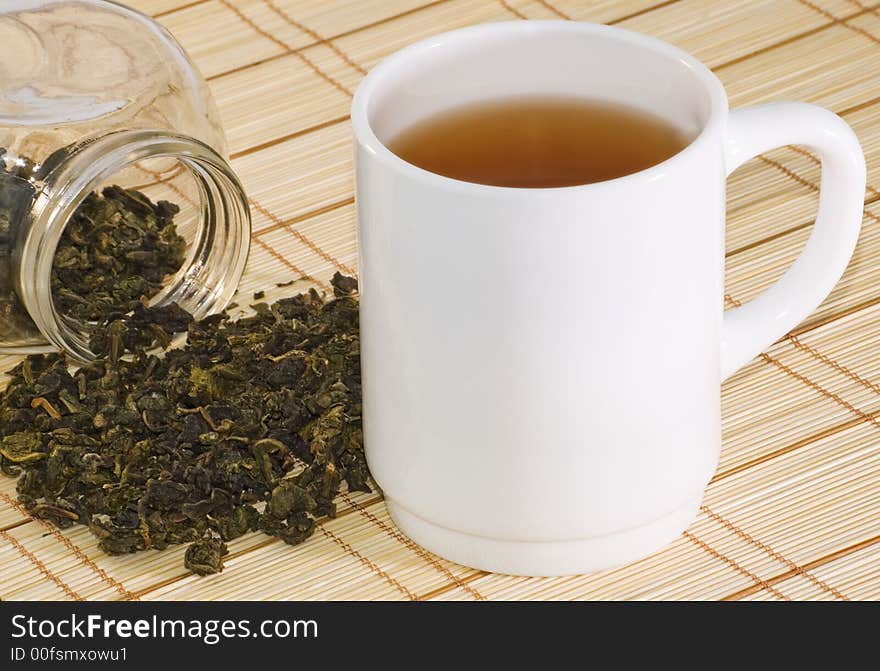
[[721, 102, 866, 380]]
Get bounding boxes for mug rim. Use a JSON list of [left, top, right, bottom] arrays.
[[351, 20, 729, 194]]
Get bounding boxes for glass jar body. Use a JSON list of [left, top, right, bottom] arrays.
[[0, 0, 250, 358]]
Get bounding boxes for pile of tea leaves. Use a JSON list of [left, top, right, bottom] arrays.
[[0, 151, 41, 342], [0, 148, 188, 342], [0, 272, 366, 575], [51, 185, 187, 323]]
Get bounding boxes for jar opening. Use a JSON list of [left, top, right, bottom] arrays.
[[17, 130, 250, 361]]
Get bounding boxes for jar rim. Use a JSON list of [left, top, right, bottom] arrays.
[[17, 129, 251, 361]]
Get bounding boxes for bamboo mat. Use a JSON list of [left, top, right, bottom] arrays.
[[1, 0, 879, 601]]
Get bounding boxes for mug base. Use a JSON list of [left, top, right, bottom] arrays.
[[385, 497, 702, 577]]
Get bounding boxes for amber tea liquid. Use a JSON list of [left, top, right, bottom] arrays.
[[388, 96, 691, 188]]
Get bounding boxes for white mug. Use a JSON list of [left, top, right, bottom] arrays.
[[351, 21, 865, 576]]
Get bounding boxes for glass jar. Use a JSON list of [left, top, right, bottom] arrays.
[[0, 0, 251, 360]]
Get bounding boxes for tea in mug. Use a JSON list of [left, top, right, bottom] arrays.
[[388, 96, 691, 188]]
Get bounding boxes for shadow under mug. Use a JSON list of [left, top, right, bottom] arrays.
[[352, 21, 866, 576]]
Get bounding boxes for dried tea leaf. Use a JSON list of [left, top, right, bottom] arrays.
[[184, 531, 229, 576], [0, 432, 45, 464]]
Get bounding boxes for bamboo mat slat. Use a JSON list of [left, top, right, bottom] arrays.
[[218, 0, 437, 53], [232, 121, 352, 225], [126, 0, 198, 16], [142, 500, 482, 601], [160, 1, 288, 78], [210, 50, 351, 154], [0, 531, 77, 601], [2, 0, 880, 601], [0, 489, 381, 601], [739, 542, 880, 600], [611, 0, 832, 68], [720, 17, 880, 111], [0, 477, 28, 528], [507, 0, 665, 23], [433, 419, 880, 601], [726, 147, 821, 252], [728, 201, 880, 334]]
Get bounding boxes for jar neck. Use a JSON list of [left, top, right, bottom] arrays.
[[16, 129, 251, 360]]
